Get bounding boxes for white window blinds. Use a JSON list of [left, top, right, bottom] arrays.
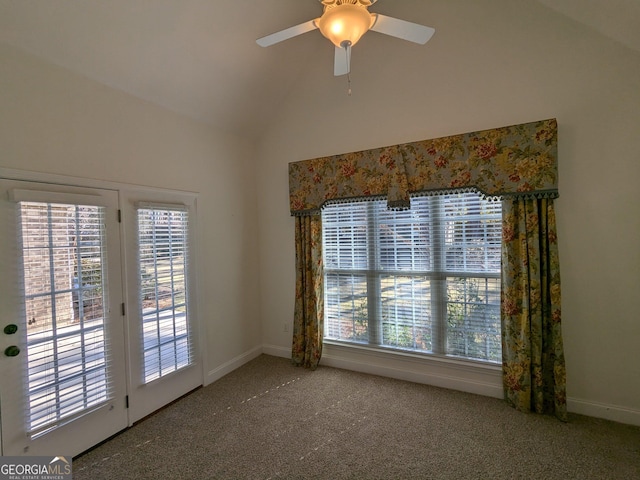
[[18, 201, 112, 436], [137, 205, 192, 383], [322, 192, 502, 363]]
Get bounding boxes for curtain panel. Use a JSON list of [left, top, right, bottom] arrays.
[[502, 198, 567, 420], [292, 216, 324, 369], [288, 119, 566, 419]]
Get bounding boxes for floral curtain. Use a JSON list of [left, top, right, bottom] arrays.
[[292, 215, 324, 369], [501, 198, 567, 420], [289, 119, 558, 216], [288, 118, 567, 419]]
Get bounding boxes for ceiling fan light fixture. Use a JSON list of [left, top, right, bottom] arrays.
[[256, 0, 434, 79], [316, 4, 374, 48]]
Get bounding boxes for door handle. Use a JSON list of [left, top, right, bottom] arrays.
[[4, 345, 20, 357], [4, 324, 18, 335]]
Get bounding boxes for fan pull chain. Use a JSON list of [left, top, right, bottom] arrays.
[[346, 45, 352, 96]]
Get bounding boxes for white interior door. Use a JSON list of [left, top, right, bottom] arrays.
[[0, 180, 128, 457]]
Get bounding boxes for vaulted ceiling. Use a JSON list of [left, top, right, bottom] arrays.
[[1, 0, 638, 140]]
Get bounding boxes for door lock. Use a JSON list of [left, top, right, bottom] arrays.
[[4, 324, 18, 335], [4, 345, 20, 357]]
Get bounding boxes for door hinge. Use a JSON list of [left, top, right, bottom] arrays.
[[121, 303, 125, 316], [125, 395, 129, 408], [117, 209, 122, 223]]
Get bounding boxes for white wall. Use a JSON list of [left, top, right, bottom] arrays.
[[0, 42, 262, 384], [257, 0, 640, 424]]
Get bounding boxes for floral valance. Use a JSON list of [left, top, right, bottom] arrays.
[[289, 118, 558, 216]]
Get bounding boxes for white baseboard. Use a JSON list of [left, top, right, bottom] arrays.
[[262, 344, 291, 358], [204, 345, 263, 386], [567, 397, 640, 426]]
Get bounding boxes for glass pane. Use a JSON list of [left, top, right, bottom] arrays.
[[446, 276, 501, 362], [376, 200, 432, 272], [442, 193, 501, 273], [380, 275, 432, 351], [138, 207, 191, 383], [19, 202, 110, 434], [324, 273, 369, 343], [322, 202, 369, 270]]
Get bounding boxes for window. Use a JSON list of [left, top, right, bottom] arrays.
[[322, 192, 502, 363], [137, 205, 191, 383], [18, 200, 111, 435]]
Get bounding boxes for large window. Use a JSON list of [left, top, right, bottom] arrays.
[[322, 192, 502, 363]]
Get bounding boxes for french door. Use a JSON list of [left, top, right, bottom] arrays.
[[0, 180, 127, 457], [0, 179, 202, 457], [120, 191, 201, 424]]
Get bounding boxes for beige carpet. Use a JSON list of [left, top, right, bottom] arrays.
[[73, 354, 640, 479]]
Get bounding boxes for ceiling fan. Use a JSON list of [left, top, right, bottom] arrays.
[[256, 0, 435, 77]]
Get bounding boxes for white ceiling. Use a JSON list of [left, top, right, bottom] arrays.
[[1, 0, 639, 140]]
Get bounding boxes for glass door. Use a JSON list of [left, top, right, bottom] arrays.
[[0, 180, 128, 457], [121, 193, 201, 424]]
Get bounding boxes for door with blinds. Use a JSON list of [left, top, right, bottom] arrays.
[[0, 180, 128, 457], [121, 192, 201, 424]]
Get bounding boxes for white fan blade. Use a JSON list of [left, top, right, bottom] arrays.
[[256, 19, 318, 47], [334, 45, 351, 76], [370, 14, 435, 45]]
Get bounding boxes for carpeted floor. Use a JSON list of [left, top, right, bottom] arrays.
[[73, 355, 640, 479]]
